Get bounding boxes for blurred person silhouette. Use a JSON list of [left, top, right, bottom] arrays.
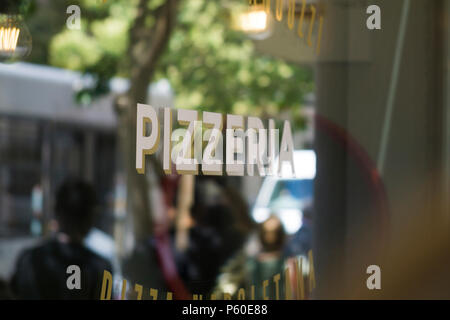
[[212, 214, 286, 299], [174, 177, 246, 295], [284, 203, 313, 258], [0, 279, 12, 300], [176, 202, 245, 295], [246, 215, 286, 299], [10, 179, 112, 299]]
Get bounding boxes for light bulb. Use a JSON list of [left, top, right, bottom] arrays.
[[235, 5, 273, 40], [240, 10, 268, 32], [0, 14, 32, 61]]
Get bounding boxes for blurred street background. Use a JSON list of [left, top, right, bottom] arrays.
[[0, 0, 449, 299]]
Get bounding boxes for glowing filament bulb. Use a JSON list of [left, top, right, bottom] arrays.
[[240, 10, 268, 32], [0, 27, 21, 52]]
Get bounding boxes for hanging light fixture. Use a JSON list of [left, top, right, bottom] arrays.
[[234, 2, 273, 40], [0, 1, 32, 62]]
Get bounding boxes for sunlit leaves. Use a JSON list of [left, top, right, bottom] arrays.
[[46, 0, 313, 127], [50, 29, 102, 70], [91, 17, 128, 56]]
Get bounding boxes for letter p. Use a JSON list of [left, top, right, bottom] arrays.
[[136, 104, 160, 174]]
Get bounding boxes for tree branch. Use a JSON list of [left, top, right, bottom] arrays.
[[128, 0, 179, 101], [114, 0, 180, 240]]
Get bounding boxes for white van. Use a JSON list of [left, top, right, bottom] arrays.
[[251, 150, 316, 234]]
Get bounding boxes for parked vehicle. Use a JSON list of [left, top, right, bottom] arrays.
[[251, 150, 315, 234]]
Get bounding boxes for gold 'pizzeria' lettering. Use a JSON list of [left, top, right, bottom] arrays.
[[99, 250, 316, 300]]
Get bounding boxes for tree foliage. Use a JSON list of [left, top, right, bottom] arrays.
[[35, 0, 313, 126]]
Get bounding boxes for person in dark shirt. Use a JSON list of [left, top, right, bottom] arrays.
[[0, 279, 12, 300], [10, 179, 112, 300], [176, 203, 245, 295]]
